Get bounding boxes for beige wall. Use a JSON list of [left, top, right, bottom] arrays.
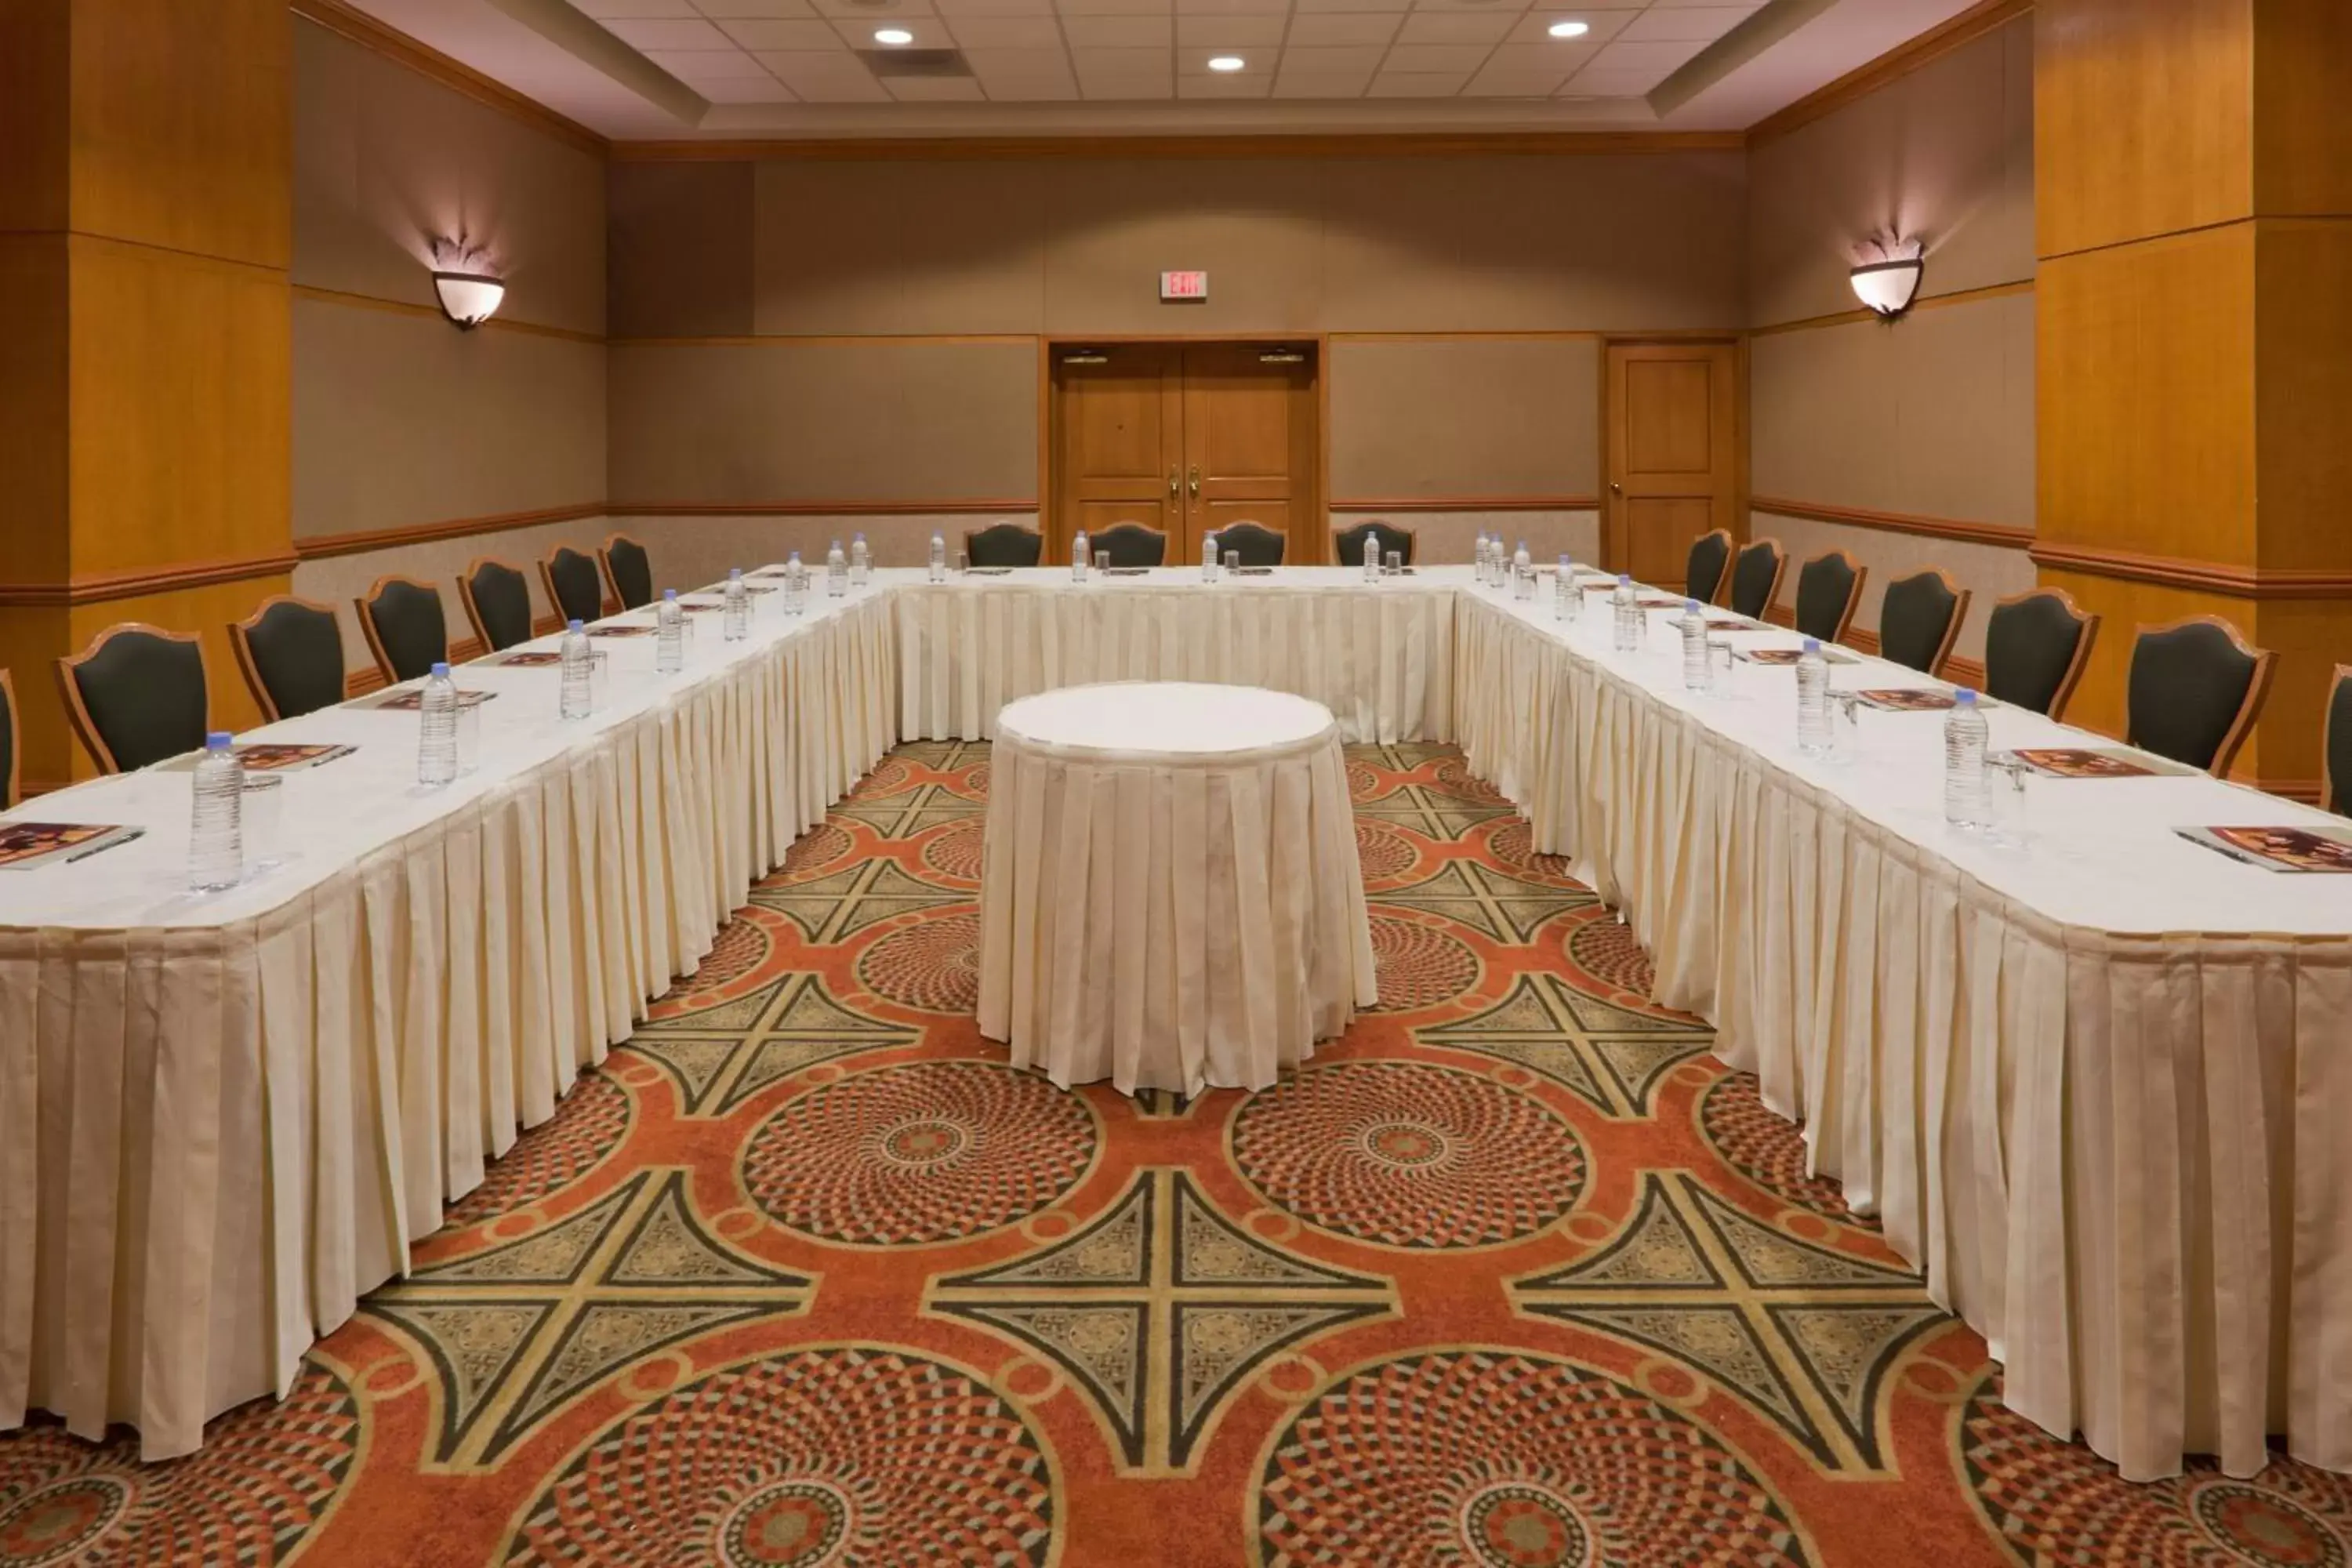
[[1745, 16, 2035, 658], [608, 151, 1745, 510], [292, 20, 610, 665]]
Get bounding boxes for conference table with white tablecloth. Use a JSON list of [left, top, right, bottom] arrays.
[[4, 563, 2350, 1483], [976, 681, 1377, 1094]]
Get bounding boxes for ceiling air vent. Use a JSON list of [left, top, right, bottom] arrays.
[[860, 48, 971, 78]]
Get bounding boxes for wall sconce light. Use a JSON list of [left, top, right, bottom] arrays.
[[1849, 242, 1924, 320], [430, 239, 504, 329]]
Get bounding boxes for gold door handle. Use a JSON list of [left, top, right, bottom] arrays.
[[1609, 481, 1624, 495], [1188, 466, 1201, 499], [1167, 467, 1179, 499]]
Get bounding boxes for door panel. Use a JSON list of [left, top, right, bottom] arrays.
[[1606, 341, 1738, 595], [1053, 346, 1181, 563], [1180, 344, 1312, 564]]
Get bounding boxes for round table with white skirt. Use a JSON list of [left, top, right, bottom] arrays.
[[975, 681, 1378, 1095]]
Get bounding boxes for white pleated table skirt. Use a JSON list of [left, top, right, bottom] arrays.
[[975, 683, 1379, 1094]]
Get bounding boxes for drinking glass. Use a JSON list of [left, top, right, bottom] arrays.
[[1095, 550, 1112, 575], [1828, 693, 1864, 764], [953, 550, 968, 575], [242, 775, 285, 870], [1385, 550, 1403, 576], [1225, 550, 1240, 575], [1989, 759, 2032, 848], [1709, 637, 1737, 698]]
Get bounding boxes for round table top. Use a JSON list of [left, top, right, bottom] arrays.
[[995, 682, 1337, 763]]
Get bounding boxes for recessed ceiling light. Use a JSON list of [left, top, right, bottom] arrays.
[[1207, 54, 1246, 71], [873, 26, 913, 44], [1547, 19, 1590, 37]]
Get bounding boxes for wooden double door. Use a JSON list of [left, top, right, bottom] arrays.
[[1051, 342, 1319, 566]]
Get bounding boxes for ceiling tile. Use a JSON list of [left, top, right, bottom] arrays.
[[757, 48, 889, 90], [1175, 13, 1285, 45], [935, 0, 1058, 14], [642, 46, 779, 76], [699, 74, 801, 98], [1294, 0, 1414, 15], [692, 0, 818, 15], [1557, 64, 1664, 95], [1588, 35, 1708, 71], [573, 0, 699, 16], [806, 0, 935, 16], [1283, 12, 1399, 45], [946, 12, 1064, 43], [1282, 42, 1387, 69], [1271, 70, 1374, 97], [1062, 14, 1169, 45], [601, 16, 735, 48], [1503, 11, 1623, 43], [1366, 69, 1470, 94], [1058, 0, 1173, 17], [1476, 39, 1588, 74], [1171, 0, 1290, 16], [1177, 71, 1272, 96], [829, 14, 956, 42], [1396, 11, 1514, 43], [1380, 42, 1492, 71], [1619, 4, 1751, 41], [715, 17, 842, 46]]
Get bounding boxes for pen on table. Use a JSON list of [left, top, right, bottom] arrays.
[[64, 828, 146, 864]]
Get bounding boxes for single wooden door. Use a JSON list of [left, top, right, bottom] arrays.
[[1051, 345, 1183, 563], [1178, 343, 1317, 564], [1604, 341, 1739, 591]]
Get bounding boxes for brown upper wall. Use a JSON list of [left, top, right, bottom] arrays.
[[294, 20, 606, 337], [1748, 17, 2033, 327], [611, 152, 1748, 339]]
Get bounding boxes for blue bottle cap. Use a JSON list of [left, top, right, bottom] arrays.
[[430, 661, 451, 677], [1617, 574, 1632, 585], [206, 731, 234, 750], [728, 568, 742, 580], [664, 588, 677, 601], [568, 619, 584, 632], [1686, 598, 1701, 612], [1802, 638, 1821, 653], [1955, 688, 1979, 705]]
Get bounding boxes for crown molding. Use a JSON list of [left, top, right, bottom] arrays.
[[608, 130, 1746, 163], [289, 0, 609, 158], [1746, 0, 2032, 149]]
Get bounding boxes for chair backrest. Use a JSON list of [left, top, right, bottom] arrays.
[[1685, 528, 1733, 605], [1332, 519, 1415, 568], [1212, 521, 1287, 567], [355, 575, 449, 685], [1727, 538, 1787, 621], [1093, 522, 1168, 568], [601, 533, 654, 611], [541, 546, 605, 626], [1984, 588, 2099, 719], [2126, 615, 2278, 776], [230, 596, 347, 722], [964, 522, 1044, 568], [1792, 550, 1867, 644], [2327, 665, 2352, 817], [0, 669, 16, 811], [460, 558, 535, 653], [1876, 569, 1972, 678], [56, 623, 209, 774]]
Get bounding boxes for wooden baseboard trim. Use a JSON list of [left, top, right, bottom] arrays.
[[1330, 496, 1600, 514], [612, 500, 1039, 517], [1751, 497, 2034, 550], [2030, 542, 2352, 599], [0, 552, 300, 608], [295, 506, 609, 562]]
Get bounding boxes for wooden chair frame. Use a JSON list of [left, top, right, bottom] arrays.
[[0, 668, 18, 810], [1987, 586, 2100, 723], [539, 546, 605, 628], [598, 532, 651, 610], [229, 593, 344, 723], [54, 622, 209, 775], [354, 574, 444, 688], [2127, 613, 2279, 779], [1330, 520, 1419, 568], [1883, 567, 1973, 679], [1685, 527, 1734, 606], [962, 521, 1045, 566], [2326, 663, 2352, 816], [458, 557, 533, 655], [1795, 548, 1868, 645], [1732, 536, 1789, 622]]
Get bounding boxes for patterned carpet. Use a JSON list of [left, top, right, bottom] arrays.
[[7, 742, 2352, 1566]]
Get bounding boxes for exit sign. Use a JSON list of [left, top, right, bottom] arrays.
[[1160, 270, 1209, 302]]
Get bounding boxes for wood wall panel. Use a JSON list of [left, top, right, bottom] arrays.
[[67, 237, 292, 577], [2034, 0, 2254, 261], [0, 607, 70, 789], [0, 2, 68, 232], [65, 0, 292, 270], [1327, 339, 1598, 501], [2252, 0, 2352, 216], [2037, 224, 2257, 564], [2254, 220, 2352, 571], [0, 237, 68, 579]]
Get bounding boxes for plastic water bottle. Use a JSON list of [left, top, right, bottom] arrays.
[[1474, 532, 1491, 583], [418, 662, 459, 786], [928, 533, 946, 584], [850, 532, 871, 587], [1072, 528, 1090, 583], [1610, 575, 1640, 652], [1795, 638, 1832, 755], [723, 568, 750, 641], [1512, 540, 1533, 600], [187, 731, 244, 891], [1944, 688, 1992, 827], [1203, 531, 1219, 583], [1681, 600, 1711, 690], [826, 539, 848, 598], [657, 590, 685, 672], [784, 551, 808, 615], [560, 619, 593, 718], [1555, 555, 1577, 621], [1363, 531, 1381, 583]]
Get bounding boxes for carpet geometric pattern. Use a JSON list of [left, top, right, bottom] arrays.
[[6, 740, 2351, 1566]]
